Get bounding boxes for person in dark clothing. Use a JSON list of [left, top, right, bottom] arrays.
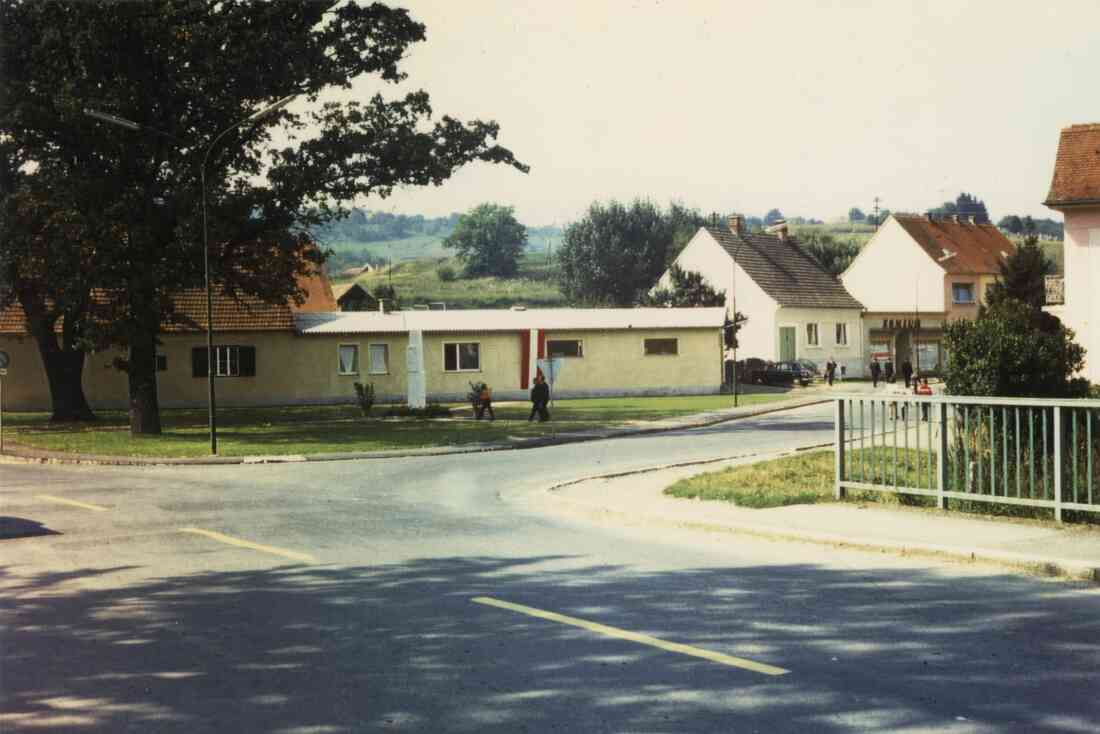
[[529, 374, 550, 422], [826, 357, 836, 386], [870, 360, 881, 388], [884, 360, 894, 383], [901, 359, 914, 388], [475, 384, 494, 420]]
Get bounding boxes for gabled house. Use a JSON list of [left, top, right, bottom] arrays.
[[334, 283, 380, 312], [658, 216, 865, 374], [841, 213, 1016, 374], [1044, 123, 1100, 382]]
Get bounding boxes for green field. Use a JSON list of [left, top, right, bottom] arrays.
[[349, 252, 567, 309]]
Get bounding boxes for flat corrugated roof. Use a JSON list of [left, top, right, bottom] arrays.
[[295, 307, 727, 335]]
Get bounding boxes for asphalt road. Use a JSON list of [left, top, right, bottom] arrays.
[[2, 403, 1099, 733]]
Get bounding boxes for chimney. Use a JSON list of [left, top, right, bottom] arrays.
[[764, 219, 789, 242], [727, 215, 744, 235]]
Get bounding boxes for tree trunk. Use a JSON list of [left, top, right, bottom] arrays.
[[128, 333, 162, 435], [29, 330, 97, 423]]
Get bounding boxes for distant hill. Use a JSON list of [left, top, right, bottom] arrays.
[[312, 208, 562, 275]]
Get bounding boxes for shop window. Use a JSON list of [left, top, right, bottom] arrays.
[[547, 339, 583, 358], [644, 338, 678, 356], [806, 323, 820, 346], [444, 342, 480, 372], [835, 323, 848, 346]]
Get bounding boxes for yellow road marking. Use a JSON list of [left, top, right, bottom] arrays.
[[179, 528, 317, 564], [35, 494, 109, 512], [471, 596, 789, 676]]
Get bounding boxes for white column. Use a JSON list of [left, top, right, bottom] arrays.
[[406, 330, 426, 408]]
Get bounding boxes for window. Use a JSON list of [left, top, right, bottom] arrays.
[[443, 342, 480, 372], [156, 354, 167, 371], [643, 338, 678, 356], [952, 282, 976, 304], [835, 323, 848, 346], [547, 339, 583, 358], [806, 323, 820, 346], [368, 343, 389, 374], [338, 344, 359, 375], [191, 346, 256, 378]]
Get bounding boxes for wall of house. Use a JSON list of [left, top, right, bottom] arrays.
[[841, 217, 945, 313], [774, 307, 865, 375], [662, 229, 778, 362], [942, 273, 999, 322], [538, 328, 721, 397], [1, 325, 724, 412], [1061, 208, 1100, 382]]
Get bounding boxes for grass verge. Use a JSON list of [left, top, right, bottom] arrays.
[[4, 392, 799, 459]]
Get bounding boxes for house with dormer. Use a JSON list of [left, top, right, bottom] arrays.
[[841, 213, 1016, 373], [658, 216, 866, 375]]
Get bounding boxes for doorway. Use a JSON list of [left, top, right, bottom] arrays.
[[779, 327, 796, 362]]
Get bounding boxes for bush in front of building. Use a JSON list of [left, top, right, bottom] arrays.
[[943, 298, 1086, 398], [353, 382, 376, 417]]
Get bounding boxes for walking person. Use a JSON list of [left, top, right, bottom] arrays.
[[915, 375, 933, 421], [826, 357, 836, 386], [901, 359, 913, 389], [529, 373, 551, 422], [870, 360, 881, 388], [884, 360, 894, 384], [475, 383, 495, 421]]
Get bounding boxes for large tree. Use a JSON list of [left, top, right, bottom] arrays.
[[443, 203, 526, 277], [643, 265, 725, 307], [796, 231, 860, 277], [1, 1, 526, 435], [555, 200, 687, 306], [984, 233, 1056, 311]]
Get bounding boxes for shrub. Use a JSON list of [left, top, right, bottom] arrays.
[[353, 382, 375, 417], [436, 264, 457, 281]]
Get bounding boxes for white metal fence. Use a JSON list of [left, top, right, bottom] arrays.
[[834, 395, 1100, 522]]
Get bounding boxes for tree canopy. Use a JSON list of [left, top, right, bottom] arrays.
[[984, 233, 1056, 311], [848, 207, 865, 222], [555, 200, 702, 306], [1, 0, 526, 434], [764, 208, 785, 226], [443, 203, 527, 277], [796, 231, 860, 277], [929, 192, 990, 224], [643, 265, 725, 307]]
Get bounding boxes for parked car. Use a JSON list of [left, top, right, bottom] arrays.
[[736, 357, 769, 384], [759, 361, 813, 387], [796, 359, 820, 377]]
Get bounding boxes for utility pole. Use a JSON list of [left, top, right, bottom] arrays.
[[872, 196, 881, 227]]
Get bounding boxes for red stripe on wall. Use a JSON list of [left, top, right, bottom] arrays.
[[520, 331, 530, 389], [537, 329, 546, 358]]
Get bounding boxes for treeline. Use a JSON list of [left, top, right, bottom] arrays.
[[314, 209, 462, 244]]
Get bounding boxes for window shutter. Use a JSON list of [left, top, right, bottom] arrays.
[[192, 348, 208, 378], [240, 346, 257, 377]]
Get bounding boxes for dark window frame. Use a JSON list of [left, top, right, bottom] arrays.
[[643, 338, 679, 356], [547, 339, 584, 358]]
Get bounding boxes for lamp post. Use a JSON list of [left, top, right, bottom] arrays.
[[84, 95, 296, 454]]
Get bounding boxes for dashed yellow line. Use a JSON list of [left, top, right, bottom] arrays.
[[35, 494, 109, 512], [471, 596, 789, 676], [179, 528, 317, 564]]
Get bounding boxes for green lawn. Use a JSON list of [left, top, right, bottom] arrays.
[[3, 393, 795, 459], [664, 448, 923, 508]]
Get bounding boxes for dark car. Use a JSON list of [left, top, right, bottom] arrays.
[[735, 357, 769, 384], [797, 359, 820, 377], [760, 361, 812, 387]]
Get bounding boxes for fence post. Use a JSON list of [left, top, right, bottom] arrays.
[[937, 401, 948, 510], [1054, 405, 1063, 523], [835, 398, 846, 500]]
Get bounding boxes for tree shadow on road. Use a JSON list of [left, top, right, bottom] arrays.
[[2, 556, 1098, 733]]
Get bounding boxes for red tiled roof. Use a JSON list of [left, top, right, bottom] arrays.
[[892, 214, 1015, 275], [1045, 123, 1100, 207], [0, 269, 336, 335]]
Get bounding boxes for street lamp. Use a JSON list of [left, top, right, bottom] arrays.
[[84, 94, 296, 454]]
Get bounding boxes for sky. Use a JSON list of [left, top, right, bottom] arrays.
[[325, 1, 1100, 227]]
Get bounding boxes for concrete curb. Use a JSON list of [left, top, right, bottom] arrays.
[[0, 396, 829, 467], [536, 456, 1100, 584]]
